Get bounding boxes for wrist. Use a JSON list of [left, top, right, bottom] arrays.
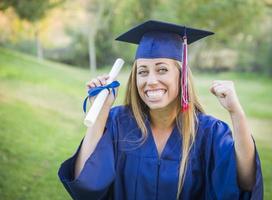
[[229, 107, 246, 120], [103, 103, 112, 110]]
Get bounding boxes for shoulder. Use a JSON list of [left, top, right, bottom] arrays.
[[196, 112, 233, 148], [107, 105, 141, 141], [107, 105, 138, 128], [108, 105, 134, 121], [197, 112, 231, 134], [194, 113, 235, 166]]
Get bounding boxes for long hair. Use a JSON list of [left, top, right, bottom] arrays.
[[124, 60, 205, 199]]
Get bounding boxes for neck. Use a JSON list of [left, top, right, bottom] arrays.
[[149, 101, 178, 131]]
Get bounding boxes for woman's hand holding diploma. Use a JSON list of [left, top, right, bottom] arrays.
[[84, 58, 124, 127], [86, 75, 118, 108], [74, 58, 124, 179]]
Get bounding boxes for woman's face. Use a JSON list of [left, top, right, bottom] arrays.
[[136, 58, 180, 110]]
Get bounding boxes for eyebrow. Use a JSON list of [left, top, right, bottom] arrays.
[[155, 62, 168, 66], [137, 65, 147, 69], [137, 62, 168, 69]]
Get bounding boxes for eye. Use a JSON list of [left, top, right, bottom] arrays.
[[158, 67, 168, 73], [138, 70, 148, 76]]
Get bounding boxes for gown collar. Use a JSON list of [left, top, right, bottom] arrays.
[[141, 117, 182, 161]]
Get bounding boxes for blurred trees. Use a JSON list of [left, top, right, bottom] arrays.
[[237, 9, 272, 75], [0, 0, 64, 59], [135, 0, 266, 71], [85, 0, 112, 72], [0, 0, 271, 75]]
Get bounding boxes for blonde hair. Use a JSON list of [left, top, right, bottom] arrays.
[[124, 60, 205, 199]]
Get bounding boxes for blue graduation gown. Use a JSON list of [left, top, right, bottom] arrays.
[[58, 106, 263, 200]]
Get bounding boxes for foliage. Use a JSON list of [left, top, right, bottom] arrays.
[[0, 0, 271, 74], [0, 0, 63, 22], [91, 0, 269, 70], [0, 0, 65, 60], [46, 28, 90, 68], [236, 8, 272, 75]]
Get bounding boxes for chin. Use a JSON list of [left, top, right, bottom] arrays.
[[146, 102, 168, 110], [145, 98, 179, 111]]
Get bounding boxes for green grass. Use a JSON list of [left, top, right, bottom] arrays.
[[0, 47, 271, 199]]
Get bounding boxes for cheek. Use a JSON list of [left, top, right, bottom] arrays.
[[136, 76, 144, 89], [136, 77, 144, 96], [170, 75, 180, 95], [170, 83, 179, 96], [136, 78, 140, 90]]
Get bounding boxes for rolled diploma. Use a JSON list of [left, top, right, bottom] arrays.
[[84, 58, 124, 127]]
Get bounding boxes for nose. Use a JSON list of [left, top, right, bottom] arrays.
[[146, 72, 158, 85]]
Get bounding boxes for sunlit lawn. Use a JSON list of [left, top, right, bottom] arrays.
[[0, 48, 271, 199]]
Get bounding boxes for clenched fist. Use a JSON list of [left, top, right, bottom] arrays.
[[210, 80, 244, 115]]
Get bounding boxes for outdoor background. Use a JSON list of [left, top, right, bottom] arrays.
[[0, 0, 271, 199]]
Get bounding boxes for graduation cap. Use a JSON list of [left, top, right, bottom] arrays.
[[115, 20, 214, 112]]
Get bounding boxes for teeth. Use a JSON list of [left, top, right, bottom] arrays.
[[146, 89, 165, 99]]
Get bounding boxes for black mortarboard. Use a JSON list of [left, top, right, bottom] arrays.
[[115, 20, 214, 111]]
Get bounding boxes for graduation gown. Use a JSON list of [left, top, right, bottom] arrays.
[[58, 106, 263, 200]]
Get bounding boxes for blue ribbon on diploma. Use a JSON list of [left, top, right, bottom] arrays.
[[83, 80, 120, 113]]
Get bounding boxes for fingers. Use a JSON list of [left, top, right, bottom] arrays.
[[211, 80, 234, 86], [210, 85, 228, 98], [210, 80, 234, 98], [86, 74, 119, 97], [86, 74, 109, 89]]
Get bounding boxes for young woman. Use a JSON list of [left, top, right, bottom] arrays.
[[58, 20, 263, 200]]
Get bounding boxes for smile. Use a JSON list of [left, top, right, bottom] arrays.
[[145, 89, 166, 100]]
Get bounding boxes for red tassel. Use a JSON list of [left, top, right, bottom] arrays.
[[181, 36, 189, 112]]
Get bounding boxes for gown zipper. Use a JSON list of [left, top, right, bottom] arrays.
[[155, 159, 161, 200]]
